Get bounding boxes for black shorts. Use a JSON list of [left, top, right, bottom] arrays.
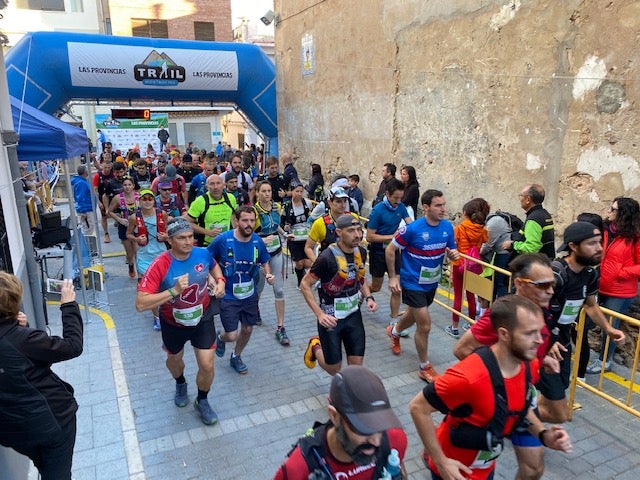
[[368, 248, 401, 278], [536, 343, 571, 401], [117, 223, 127, 241], [317, 310, 365, 365], [287, 239, 308, 262], [160, 309, 216, 355], [219, 295, 260, 332], [402, 288, 437, 309]]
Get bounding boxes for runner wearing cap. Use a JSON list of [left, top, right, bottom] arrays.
[[274, 365, 407, 479], [304, 186, 358, 263], [127, 189, 169, 330], [301, 214, 378, 376], [136, 217, 225, 425]]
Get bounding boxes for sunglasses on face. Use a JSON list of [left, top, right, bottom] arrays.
[[159, 188, 172, 192], [519, 278, 556, 290]]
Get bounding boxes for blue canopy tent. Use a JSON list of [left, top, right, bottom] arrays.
[[10, 95, 88, 160]]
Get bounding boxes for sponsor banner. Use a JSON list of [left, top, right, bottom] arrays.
[[96, 113, 168, 153], [68, 42, 238, 91]]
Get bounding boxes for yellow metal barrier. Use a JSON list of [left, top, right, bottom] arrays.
[[568, 307, 640, 420], [434, 252, 512, 324]]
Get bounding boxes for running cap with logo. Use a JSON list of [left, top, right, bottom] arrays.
[[166, 217, 193, 237], [331, 177, 349, 189], [557, 221, 602, 252], [328, 186, 349, 200], [138, 189, 155, 198], [329, 365, 402, 435], [224, 171, 238, 182]]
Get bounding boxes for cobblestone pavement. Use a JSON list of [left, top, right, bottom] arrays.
[[38, 224, 640, 480]]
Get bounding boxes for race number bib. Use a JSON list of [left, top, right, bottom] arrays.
[[557, 299, 585, 325], [333, 293, 360, 319], [264, 235, 281, 253], [419, 266, 441, 285], [233, 279, 255, 300], [292, 225, 310, 241], [173, 304, 203, 327]]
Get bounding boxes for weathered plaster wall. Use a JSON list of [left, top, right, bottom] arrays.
[[275, 0, 640, 224]]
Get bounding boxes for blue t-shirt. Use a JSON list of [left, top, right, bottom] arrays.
[[207, 230, 271, 300], [367, 200, 409, 251], [392, 217, 456, 292]]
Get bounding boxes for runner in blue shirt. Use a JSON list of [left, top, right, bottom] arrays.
[[385, 189, 459, 383], [207, 206, 274, 375]]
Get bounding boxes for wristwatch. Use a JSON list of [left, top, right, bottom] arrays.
[[365, 295, 375, 302]]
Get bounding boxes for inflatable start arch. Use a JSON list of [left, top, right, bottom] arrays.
[[5, 31, 278, 152]]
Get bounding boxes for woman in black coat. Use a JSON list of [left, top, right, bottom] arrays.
[[305, 163, 325, 202], [0, 274, 83, 480], [400, 165, 420, 217]]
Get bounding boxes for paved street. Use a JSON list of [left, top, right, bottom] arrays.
[[37, 221, 640, 480]]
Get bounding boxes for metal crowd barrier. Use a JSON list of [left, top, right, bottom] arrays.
[[434, 252, 512, 324], [569, 307, 640, 420]]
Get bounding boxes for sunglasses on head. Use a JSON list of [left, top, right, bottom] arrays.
[[519, 278, 556, 290]]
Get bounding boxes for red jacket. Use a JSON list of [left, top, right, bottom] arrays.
[[599, 229, 640, 298]]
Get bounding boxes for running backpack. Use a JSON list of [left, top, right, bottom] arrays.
[[194, 192, 234, 246], [488, 211, 524, 236]]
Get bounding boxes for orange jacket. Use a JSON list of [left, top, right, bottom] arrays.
[[453, 219, 488, 267]]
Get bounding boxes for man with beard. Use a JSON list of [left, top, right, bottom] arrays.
[[539, 221, 625, 423], [207, 206, 273, 375], [220, 152, 254, 195], [410, 295, 573, 480], [301, 215, 378, 376], [274, 365, 407, 480]]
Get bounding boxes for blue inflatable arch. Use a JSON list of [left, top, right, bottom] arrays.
[[5, 31, 278, 153]]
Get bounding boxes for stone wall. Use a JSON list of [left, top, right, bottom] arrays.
[[274, 0, 640, 223]]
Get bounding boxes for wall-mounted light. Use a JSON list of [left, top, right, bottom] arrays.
[[260, 10, 279, 26]]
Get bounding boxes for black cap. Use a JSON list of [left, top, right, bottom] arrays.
[[329, 366, 402, 435], [557, 221, 602, 252]]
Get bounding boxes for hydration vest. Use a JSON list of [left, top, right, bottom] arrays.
[[321, 244, 366, 297]]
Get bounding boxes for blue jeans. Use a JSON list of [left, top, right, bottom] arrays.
[[598, 294, 634, 363]]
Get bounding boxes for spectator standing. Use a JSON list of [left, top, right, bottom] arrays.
[[503, 184, 555, 259], [400, 165, 420, 218], [587, 197, 640, 373], [347, 174, 364, 212], [305, 163, 325, 202], [157, 126, 170, 151], [0, 275, 83, 480], [71, 164, 95, 235], [372, 163, 396, 208]]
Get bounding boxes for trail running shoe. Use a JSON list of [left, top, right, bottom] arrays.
[[418, 363, 440, 383], [128, 264, 135, 278], [195, 399, 218, 425], [304, 337, 321, 369], [444, 325, 460, 339], [276, 327, 290, 346], [386, 324, 401, 355], [215, 333, 225, 358], [230, 355, 248, 374], [174, 382, 188, 407]]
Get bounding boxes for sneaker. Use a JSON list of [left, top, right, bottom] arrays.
[[215, 333, 225, 358], [174, 382, 188, 407], [418, 363, 440, 383], [585, 359, 611, 374], [275, 327, 290, 346], [128, 264, 135, 278], [230, 355, 248, 374], [304, 336, 321, 369], [399, 328, 411, 338], [444, 325, 460, 339], [153, 316, 161, 331], [194, 399, 218, 425], [386, 324, 401, 355], [104, 233, 110, 243], [462, 321, 471, 332]]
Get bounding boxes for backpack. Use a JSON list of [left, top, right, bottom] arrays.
[[425, 346, 533, 454], [319, 214, 337, 252], [194, 192, 235, 246], [488, 210, 524, 237], [313, 185, 325, 203], [282, 421, 390, 480]]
